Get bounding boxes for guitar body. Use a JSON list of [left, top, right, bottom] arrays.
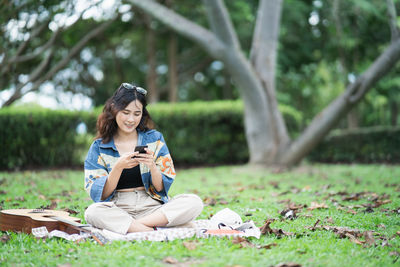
[[0, 209, 82, 235]]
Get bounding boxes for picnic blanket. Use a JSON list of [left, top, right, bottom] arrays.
[[31, 208, 261, 243]]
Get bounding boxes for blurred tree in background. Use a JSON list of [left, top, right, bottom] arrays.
[[1, 0, 399, 166]]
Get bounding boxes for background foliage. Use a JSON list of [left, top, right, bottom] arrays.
[[2, 101, 399, 170], [0, 101, 303, 170], [1, 0, 399, 128]]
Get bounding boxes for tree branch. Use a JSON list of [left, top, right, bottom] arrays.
[[386, 0, 399, 41], [280, 37, 400, 165], [2, 48, 55, 107], [127, 0, 226, 59], [202, 0, 240, 48], [1, 19, 115, 107], [9, 28, 61, 65], [0, 19, 51, 75], [15, 19, 51, 58]]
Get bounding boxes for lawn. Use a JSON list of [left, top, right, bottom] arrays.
[[0, 164, 399, 267]]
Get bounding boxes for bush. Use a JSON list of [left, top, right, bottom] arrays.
[[0, 107, 97, 169], [308, 126, 400, 163], [0, 100, 302, 169]]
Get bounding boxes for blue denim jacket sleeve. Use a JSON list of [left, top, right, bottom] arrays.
[[84, 140, 114, 202]]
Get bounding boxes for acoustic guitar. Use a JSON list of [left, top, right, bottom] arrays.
[[0, 209, 108, 245]]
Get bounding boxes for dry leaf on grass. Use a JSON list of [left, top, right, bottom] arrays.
[[232, 236, 254, 248], [163, 256, 178, 264], [273, 262, 302, 267], [63, 208, 79, 215], [260, 219, 295, 238], [182, 241, 198, 250], [203, 197, 228, 206], [1, 233, 11, 243], [259, 243, 278, 250], [306, 221, 378, 247], [307, 202, 328, 210]]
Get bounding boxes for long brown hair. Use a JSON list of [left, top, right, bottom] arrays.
[[96, 83, 154, 143]]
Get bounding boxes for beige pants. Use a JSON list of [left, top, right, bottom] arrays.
[[85, 190, 203, 235]]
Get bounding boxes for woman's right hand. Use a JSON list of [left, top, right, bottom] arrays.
[[115, 152, 139, 170]]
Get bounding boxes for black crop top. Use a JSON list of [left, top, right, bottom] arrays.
[[116, 165, 144, 189]]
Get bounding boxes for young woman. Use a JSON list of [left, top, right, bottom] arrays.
[[84, 83, 203, 234]]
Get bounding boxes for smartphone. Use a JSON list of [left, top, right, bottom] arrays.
[[134, 145, 148, 154]]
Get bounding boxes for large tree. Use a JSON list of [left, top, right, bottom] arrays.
[[127, 0, 400, 166]]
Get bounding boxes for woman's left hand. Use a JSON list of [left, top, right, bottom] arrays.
[[135, 148, 157, 169]]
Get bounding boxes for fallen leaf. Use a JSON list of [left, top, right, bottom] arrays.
[[296, 249, 307, 254], [260, 219, 275, 235], [389, 251, 400, 257], [364, 231, 375, 246], [258, 243, 278, 250], [307, 202, 328, 210], [325, 217, 335, 224], [14, 196, 25, 201], [63, 208, 79, 215], [250, 197, 264, 202], [1, 234, 11, 243], [269, 181, 280, 189], [287, 202, 306, 210], [273, 263, 302, 267], [345, 233, 364, 245], [249, 184, 265, 190], [342, 194, 360, 201], [203, 197, 217, 206], [290, 186, 301, 194], [232, 236, 254, 248], [337, 207, 357, 215], [163, 256, 178, 264], [182, 241, 197, 250], [259, 219, 295, 238]]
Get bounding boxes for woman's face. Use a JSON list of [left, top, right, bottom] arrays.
[[115, 100, 143, 135]]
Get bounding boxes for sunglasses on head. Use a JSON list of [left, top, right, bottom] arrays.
[[121, 83, 147, 96]]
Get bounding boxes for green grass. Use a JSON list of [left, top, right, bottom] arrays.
[[1, 164, 399, 267]]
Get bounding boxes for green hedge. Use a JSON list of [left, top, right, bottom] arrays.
[[1, 100, 302, 170], [148, 101, 248, 165], [0, 107, 97, 169], [308, 126, 400, 163]]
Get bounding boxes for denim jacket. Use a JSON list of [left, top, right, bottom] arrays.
[[84, 129, 176, 203]]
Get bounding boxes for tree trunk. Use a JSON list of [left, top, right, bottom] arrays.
[[391, 101, 398, 126], [128, 0, 400, 166], [168, 32, 178, 102], [347, 108, 359, 129], [144, 14, 159, 103], [250, 0, 290, 155]]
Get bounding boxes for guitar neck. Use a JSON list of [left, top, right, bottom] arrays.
[[49, 216, 91, 232]]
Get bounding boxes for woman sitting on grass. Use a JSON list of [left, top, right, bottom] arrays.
[[84, 83, 203, 234]]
